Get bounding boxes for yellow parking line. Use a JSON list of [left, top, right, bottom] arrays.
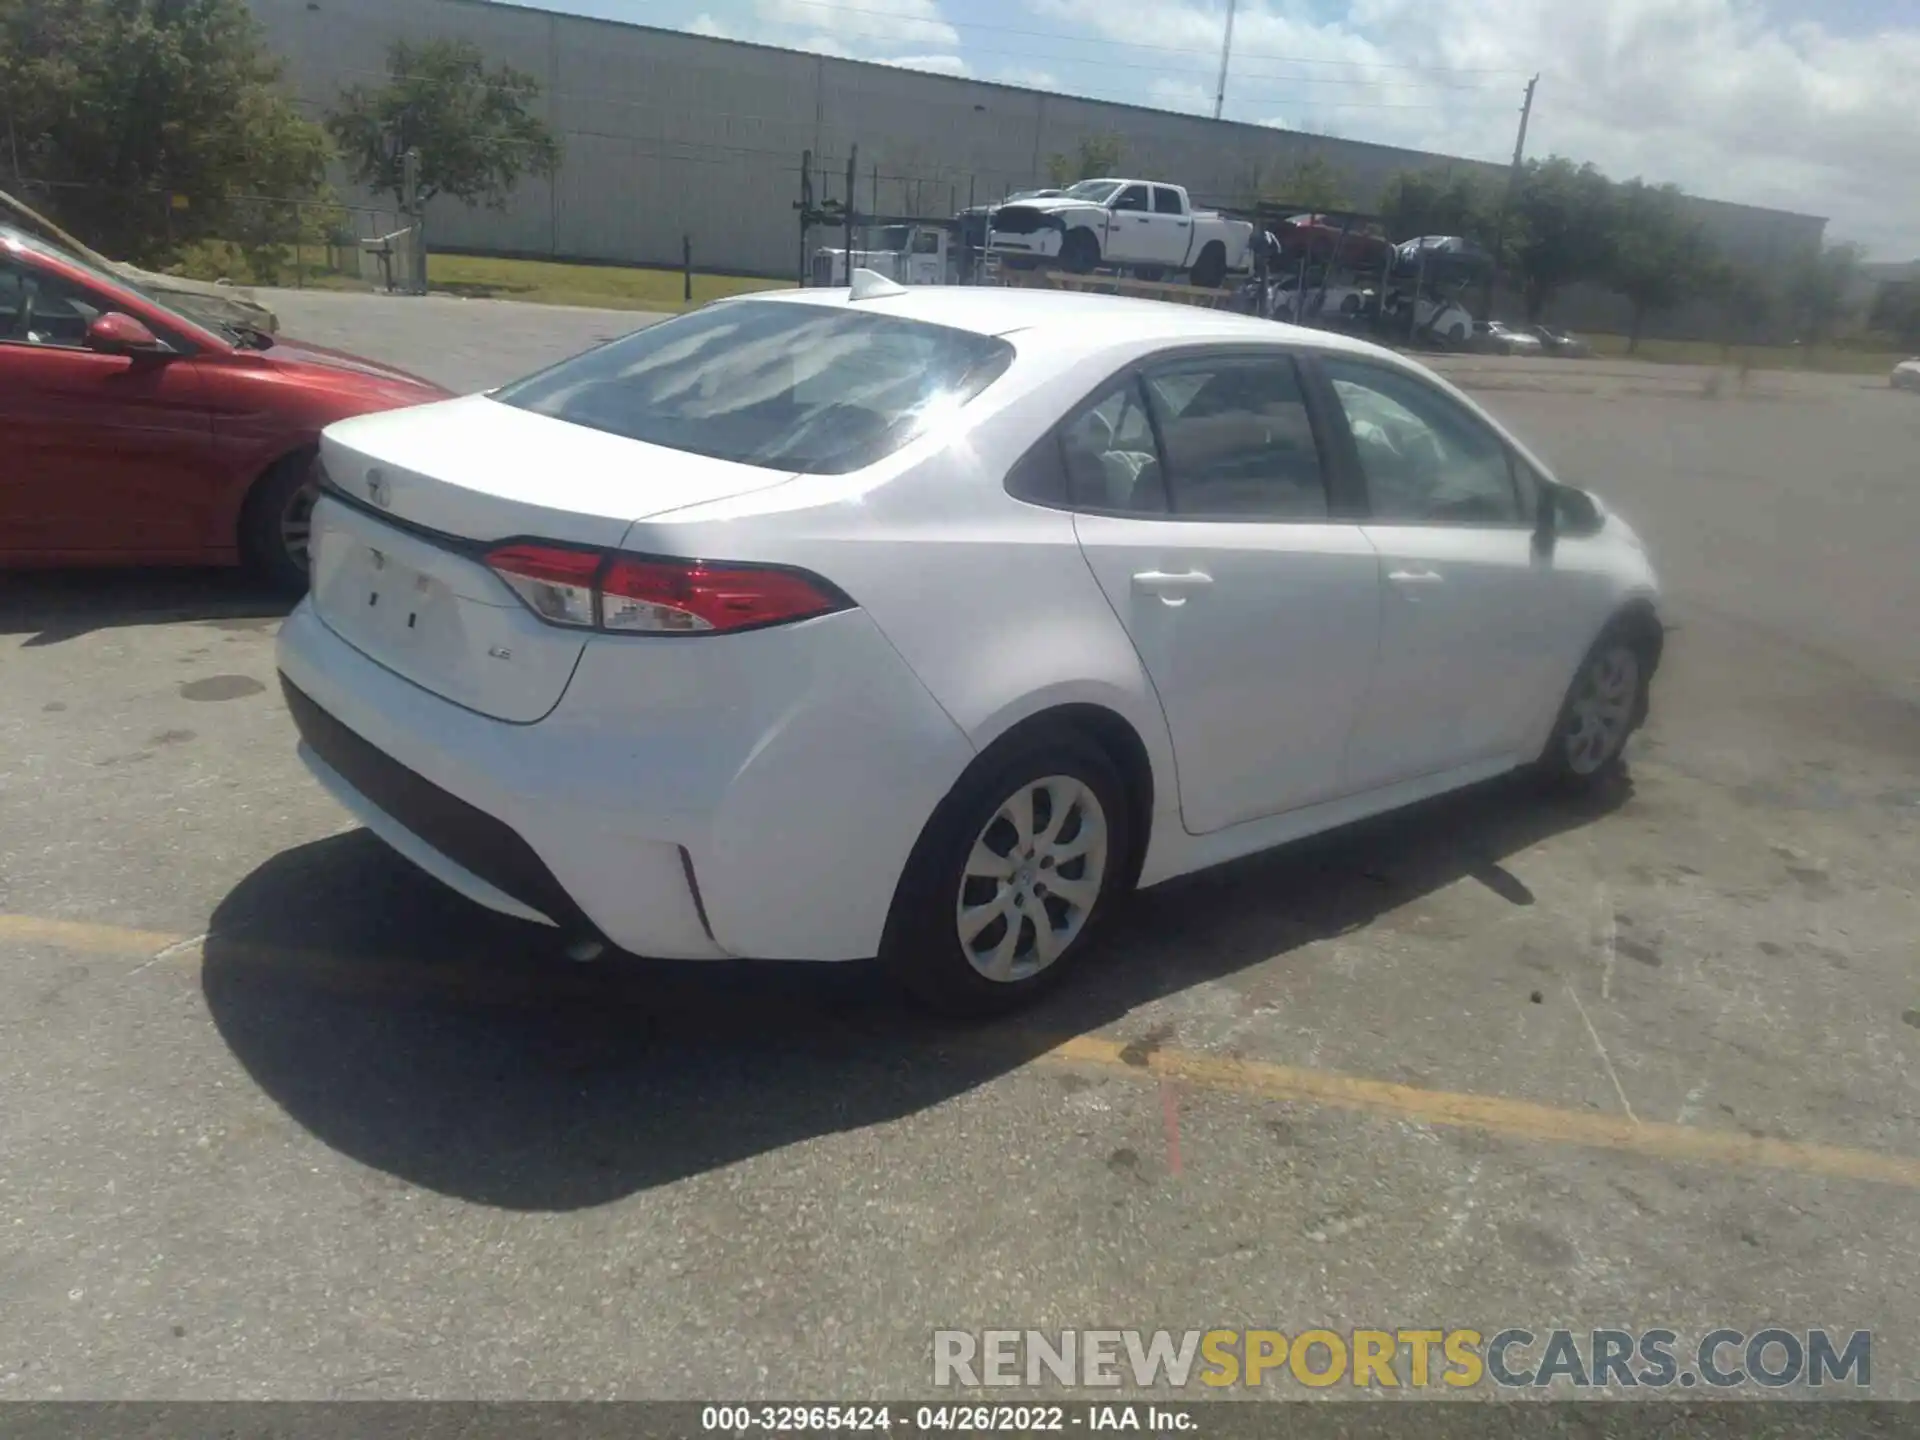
[[1041, 1036, 1920, 1190], [0, 913, 190, 957], [9, 909, 1920, 1190]]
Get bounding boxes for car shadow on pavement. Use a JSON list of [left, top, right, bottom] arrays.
[[0, 569, 292, 647], [200, 769, 1630, 1212]]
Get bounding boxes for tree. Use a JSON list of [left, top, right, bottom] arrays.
[[326, 37, 561, 213], [1713, 261, 1777, 350], [1868, 280, 1920, 349], [1507, 157, 1616, 321], [1265, 155, 1351, 211], [0, 0, 330, 263], [1783, 239, 1864, 347], [1606, 179, 1718, 352], [1376, 168, 1494, 244], [1044, 134, 1122, 188]]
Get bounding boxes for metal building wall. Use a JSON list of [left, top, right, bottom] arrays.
[[251, 0, 1827, 322]]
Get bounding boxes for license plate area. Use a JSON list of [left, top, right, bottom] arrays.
[[308, 498, 587, 723]]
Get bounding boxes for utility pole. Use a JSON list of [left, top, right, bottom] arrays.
[[1212, 0, 1238, 121], [1482, 73, 1537, 318]]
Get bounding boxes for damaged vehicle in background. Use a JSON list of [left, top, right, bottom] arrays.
[[1527, 324, 1594, 358], [1472, 321, 1545, 356], [988, 178, 1253, 287], [0, 225, 447, 589]]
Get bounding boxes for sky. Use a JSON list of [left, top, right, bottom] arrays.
[[516, 0, 1917, 258]]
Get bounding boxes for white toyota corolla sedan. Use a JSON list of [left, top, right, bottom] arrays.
[[276, 277, 1664, 1012]]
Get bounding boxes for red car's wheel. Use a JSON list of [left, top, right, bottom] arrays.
[[239, 450, 320, 595]]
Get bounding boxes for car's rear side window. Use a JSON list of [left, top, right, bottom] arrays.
[[1142, 355, 1329, 519], [493, 300, 1014, 474]]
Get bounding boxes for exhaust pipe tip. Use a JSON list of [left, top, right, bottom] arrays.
[[564, 936, 607, 963]]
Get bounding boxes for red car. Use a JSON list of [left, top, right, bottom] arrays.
[[0, 226, 449, 590]]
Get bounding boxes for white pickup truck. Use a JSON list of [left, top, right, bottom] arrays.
[[987, 178, 1253, 288]]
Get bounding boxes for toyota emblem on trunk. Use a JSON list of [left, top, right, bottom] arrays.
[[366, 468, 391, 509]]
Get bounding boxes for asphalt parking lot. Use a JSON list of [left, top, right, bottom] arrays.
[[3, 288, 1918, 1401]]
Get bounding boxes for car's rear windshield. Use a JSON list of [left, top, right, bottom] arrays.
[[492, 299, 1014, 475]]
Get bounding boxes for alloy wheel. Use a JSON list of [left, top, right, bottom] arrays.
[[1564, 644, 1639, 775], [954, 775, 1109, 983], [280, 477, 319, 574]]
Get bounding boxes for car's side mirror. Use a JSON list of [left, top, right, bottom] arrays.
[[1537, 480, 1601, 553], [85, 312, 165, 354]]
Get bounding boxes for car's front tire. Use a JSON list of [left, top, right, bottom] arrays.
[[1537, 625, 1654, 790], [1061, 230, 1100, 274], [239, 449, 320, 596], [883, 730, 1134, 1017]]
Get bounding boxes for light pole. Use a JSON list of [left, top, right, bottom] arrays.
[[1213, 0, 1238, 121]]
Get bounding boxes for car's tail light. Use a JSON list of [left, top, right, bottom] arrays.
[[484, 544, 849, 635], [485, 544, 601, 628]]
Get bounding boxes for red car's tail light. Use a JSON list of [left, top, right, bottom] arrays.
[[484, 544, 849, 635]]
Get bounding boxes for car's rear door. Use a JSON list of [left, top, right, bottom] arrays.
[[1068, 347, 1383, 834], [0, 254, 212, 560], [1148, 186, 1195, 267], [1309, 353, 1593, 790]]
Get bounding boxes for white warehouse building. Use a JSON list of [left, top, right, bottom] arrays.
[[248, 0, 1826, 330]]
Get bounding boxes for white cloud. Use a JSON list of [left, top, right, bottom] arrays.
[[1022, 0, 1920, 256], [758, 0, 960, 50], [790, 32, 858, 58], [685, 13, 733, 38], [996, 65, 1063, 90], [887, 53, 971, 76]]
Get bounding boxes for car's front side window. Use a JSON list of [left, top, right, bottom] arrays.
[[0, 260, 104, 349], [1113, 186, 1149, 213], [1319, 356, 1521, 525], [1142, 355, 1328, 519]]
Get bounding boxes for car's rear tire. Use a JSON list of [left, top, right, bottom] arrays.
[[1061, 229, 1101, 274], [882, 730, 1134, 1018], [1190, 243, 1228, 290], [1536, 623, 1655, 791], [239, 449, 320, 596]]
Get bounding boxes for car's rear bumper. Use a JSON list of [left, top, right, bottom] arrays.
[[274, 599, 975, 962]]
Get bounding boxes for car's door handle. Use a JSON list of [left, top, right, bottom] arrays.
[[1387, 566, 1444, 584], [1176, 220, 1190, 227], [1133, 570, 1214, 602]]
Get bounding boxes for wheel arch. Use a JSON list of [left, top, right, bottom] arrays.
[[1606, 596, 1666, 724], [234, 441, 319, 540], [1607, 595, 1665, 669], [1061, 226, 1102, 269], [952, 699, 1163, 892]]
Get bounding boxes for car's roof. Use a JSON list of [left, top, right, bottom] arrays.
[[737, 284, 1403, 363]]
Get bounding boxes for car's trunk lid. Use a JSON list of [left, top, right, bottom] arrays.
[[311, 395, 800, 722]]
